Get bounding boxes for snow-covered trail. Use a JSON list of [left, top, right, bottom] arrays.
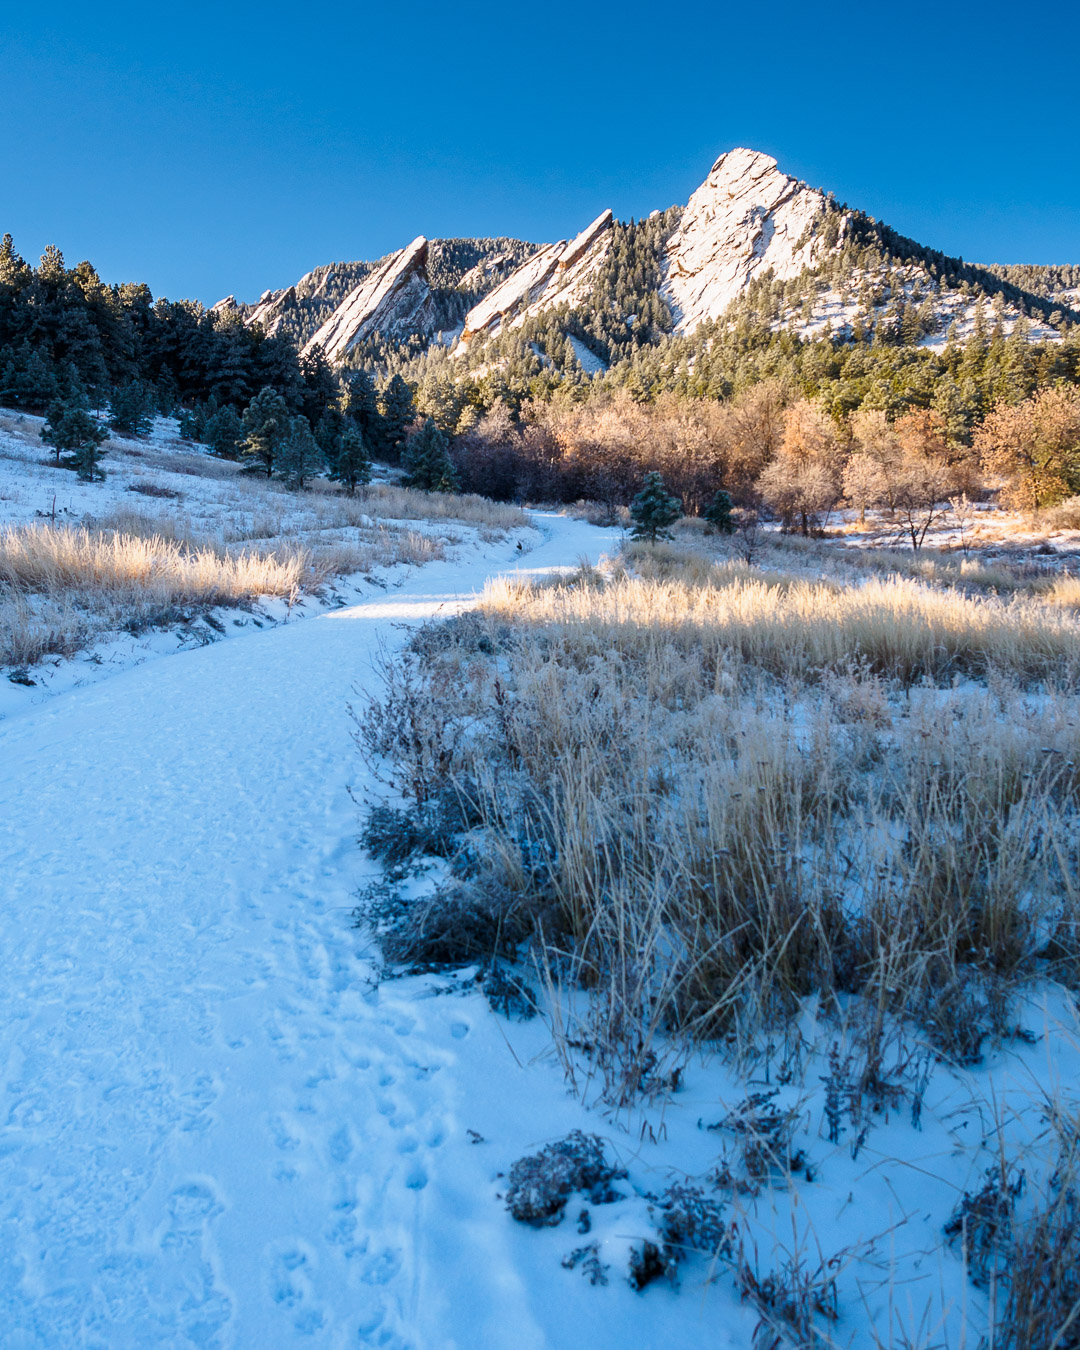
[[0, 514, 702, 1350]]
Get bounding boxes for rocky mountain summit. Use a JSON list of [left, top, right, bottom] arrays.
[[303, 237, 434, 361], [662, 148, 832, 332], [215, 238, 536, 355]]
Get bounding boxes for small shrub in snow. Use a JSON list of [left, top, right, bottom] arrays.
[[656, 1184, 731, 1266], [735, 1246, 842, 1347], [561, 1243, 609, 1286], [372, 885, 507, 971], [360, 804, 424, 869], [482, 964, 538, 1020], [626, 1240, 667, 1291], [127, 481, 182, 499], [505, 1131, 626, 1227], [360, 784, 483, 871], [704, 1091, 802, 1187], [945, 1166, 1025, 1289]]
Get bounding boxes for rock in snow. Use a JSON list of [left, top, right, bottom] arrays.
[[303, 236, 434, 361], [662, 147, 833, 333]]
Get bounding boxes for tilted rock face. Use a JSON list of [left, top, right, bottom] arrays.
[[662, 148, 834, 333], [303, 237, 435, 361], [459, 210, 613, 344], [245, 285, 299, 338]]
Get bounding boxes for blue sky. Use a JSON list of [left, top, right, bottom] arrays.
[[2, 1, 1078, 304]]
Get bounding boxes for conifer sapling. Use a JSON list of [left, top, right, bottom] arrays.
[[40, 403, 108, 480], [403, 417, 460, 494], [630, 471, 682, 542], [329, 425, 372, 496], [703, 489, 735, 535]]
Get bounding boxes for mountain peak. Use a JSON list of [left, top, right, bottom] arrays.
[[662, 148, 829, 332], [303, 237, 432, 361], [709, 146, 781, 178]]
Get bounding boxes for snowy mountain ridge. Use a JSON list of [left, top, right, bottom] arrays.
[[219, 147, 1080, 366]]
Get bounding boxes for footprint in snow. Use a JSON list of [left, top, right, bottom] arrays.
[[161, 1179, 223, 1252], [328, 1125, 353, 1164]]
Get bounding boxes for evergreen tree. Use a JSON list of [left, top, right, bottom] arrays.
[[109, 380, 155, 437], [203, 405, 243, 458], [240, 387, 292, 477], [703, 489, 735, 534], [177, 397, 216, 443], [342, 369, 381, 447], [377, 374, 414, 462], [277, 415, 324, 489], [403, 417, 459, 493], [630, 471, 682, 542], [40, 402, 108, 480], [299, 346, 338, 427], [155, 370, 180, 415], [0, 342, 60, 410], [328, 425, 372, 495], [415, 372, 464, 435]]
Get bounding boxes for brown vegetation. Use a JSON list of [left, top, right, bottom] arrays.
[[449, 382, 1080, 543]]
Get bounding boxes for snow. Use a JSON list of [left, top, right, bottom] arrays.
[[3, 415, 1080, 1346], [567, 334, 608, 375], [0, 511, 658, 1349]]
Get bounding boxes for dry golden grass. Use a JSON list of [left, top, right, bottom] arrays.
[[483, 560, 1080, 686], [0, 522, 317, 602], [0, 516, 446, 668], [357, 544, 1080, 1107], [0, 523, 318, 667]]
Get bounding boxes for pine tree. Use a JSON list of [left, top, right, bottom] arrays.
[[403, 417, 459, 493], [0, 342, 59, 411], [328, 425, 372, 495], [40, 402, 108, 480], [703, 489, 735, 534], [630, 471, 682, 542], [109, 380, 155, 437], [342, 369, 381, 448], [155, 370, 180, 415], [240, 387, 292, 478], [203, 405, 243, 458], [377, 374, 414, 462], [299, 346, 338, 426], [277, 415, 324, 489]]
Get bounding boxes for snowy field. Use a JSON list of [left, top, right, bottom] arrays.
[[1, 415, 1079, 1348]]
